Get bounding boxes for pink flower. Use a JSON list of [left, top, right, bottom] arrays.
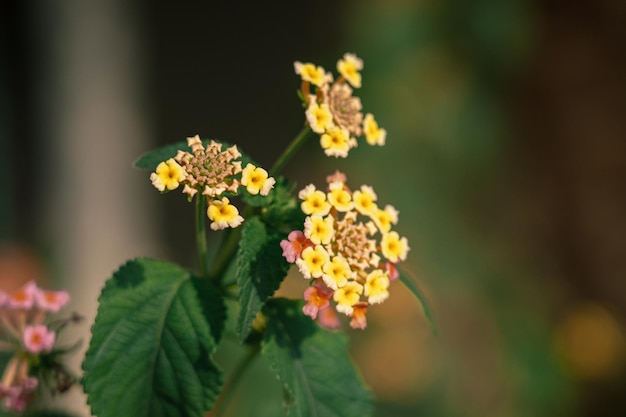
[[349, 303, 369, 330], [385, 261, 399, 281], [280, 230, 313, 263], [317, 305, 341, 330], [325, 170, 347, 185], [35, 290, 70, 313], [302, 281, 333, 319], [0, 377, 38, 413], [7, 281, 40, 310], [0, 291, 7, 307], [22, 325, 55, 354]]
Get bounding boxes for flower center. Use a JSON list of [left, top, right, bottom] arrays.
[[333, 215, 376, 271]]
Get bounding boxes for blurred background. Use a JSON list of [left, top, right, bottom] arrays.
[[1, 0, 626, 416]]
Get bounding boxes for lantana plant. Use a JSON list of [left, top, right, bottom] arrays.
[[0, 281, 81, 413], [0, 53, 434, 417]]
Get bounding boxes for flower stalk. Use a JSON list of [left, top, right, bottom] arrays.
[[270, 125, 313, 176], [196, 195, 210, 278]]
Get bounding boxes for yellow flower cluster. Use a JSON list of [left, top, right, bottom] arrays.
[[150, 135, 275, 230], [294, 53, 387, 158], [280, 172, 409, 329]]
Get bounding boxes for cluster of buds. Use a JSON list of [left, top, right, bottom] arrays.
[[0, 281, 76, 412], [150, 135, 276, 230], [280, 172, 409, 330], [294, 53, 387, 158]]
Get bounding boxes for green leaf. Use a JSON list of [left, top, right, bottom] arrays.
[[243, 177, 305, 232], [235, 217, 291, 342], [134, 141, 189, 171], [261, 298, 374, 417], [133, 139, 256, 171], [82, 258, 225, 417], [398, 270, 438, 336]]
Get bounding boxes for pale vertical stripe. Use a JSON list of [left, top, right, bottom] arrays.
[[38, 1, 160, 414]]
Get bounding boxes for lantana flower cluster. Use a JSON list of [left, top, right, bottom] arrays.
[[151, 135, 276, 230], [280, 172, 409, 330], [294, 53, 387, 158], [0, 281, 72, 412]]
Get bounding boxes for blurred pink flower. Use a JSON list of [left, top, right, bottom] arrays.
[[6, 281, 39, 310], [349, 303, 368, 330], [317, 305, 341, 330], [35, 290, 70, 313], [302, 281, 333, 319], [0, 377, 38, 413], [22, 325, 55, 354]]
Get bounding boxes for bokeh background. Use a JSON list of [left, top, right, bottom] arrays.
[[1, 1, 626, 416]]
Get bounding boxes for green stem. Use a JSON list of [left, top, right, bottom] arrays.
[[210, 125, 312, 282], [208, 226, 239, 281], [211, 345, 260, 417], [270, 125, 313, 176], [196, 195, 210, 278]]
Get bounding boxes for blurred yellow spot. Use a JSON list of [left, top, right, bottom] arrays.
[[554, 302, 626, 380]]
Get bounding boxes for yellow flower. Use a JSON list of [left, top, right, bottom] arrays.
[[322, 256, 353, 291], [173, 136, 243, 199], [334, 281, 364, 316], [296, 245, 330, 279], [381, 231, 409, 263], [299, 184, 331, 216], [352, 185, 378, 216], [150, 158, 186, 192], [320, 127, 353, 158], [364, 269, 390, 304], [337, 53, 363, 88], [304, 215, 334, 245], [287, 173, 410, 327], [294, 61, 332, 87], [327, 181, 354, 212], [372, 204, 399, 233], [305, 99, 334, 134], [241, 163, 275, 196], [207, 197, 244, 230], [363, 113, 386, 146]]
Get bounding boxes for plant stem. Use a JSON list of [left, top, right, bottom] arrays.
[[270, 125, 313, 176], [208, 226, 238, 282], [211, 125, 312, 282], [196, 195, 209, 278], [211, 345, 260, 417]]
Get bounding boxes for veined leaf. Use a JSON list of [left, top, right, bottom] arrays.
[[262, 298, 374, 417], [398, 270, 438, 336], [82, 258, 225, 417], [235, 217, 290, 342]]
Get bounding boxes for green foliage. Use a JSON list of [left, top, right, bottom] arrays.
[[134, 140, 191, 171], [398, 270, 438, 336], [235, 217, 291, 342], [262, 298, 374, 417], [82, 258, 225, 417], [243, 177, 305, 232]]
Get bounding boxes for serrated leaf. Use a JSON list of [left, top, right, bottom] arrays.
[[133, 139, 256, 171], [82, 258, 226, 417], [398, 270, 438, 336], [262, 298, 374, 417], [235, 217, 291, 342]]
